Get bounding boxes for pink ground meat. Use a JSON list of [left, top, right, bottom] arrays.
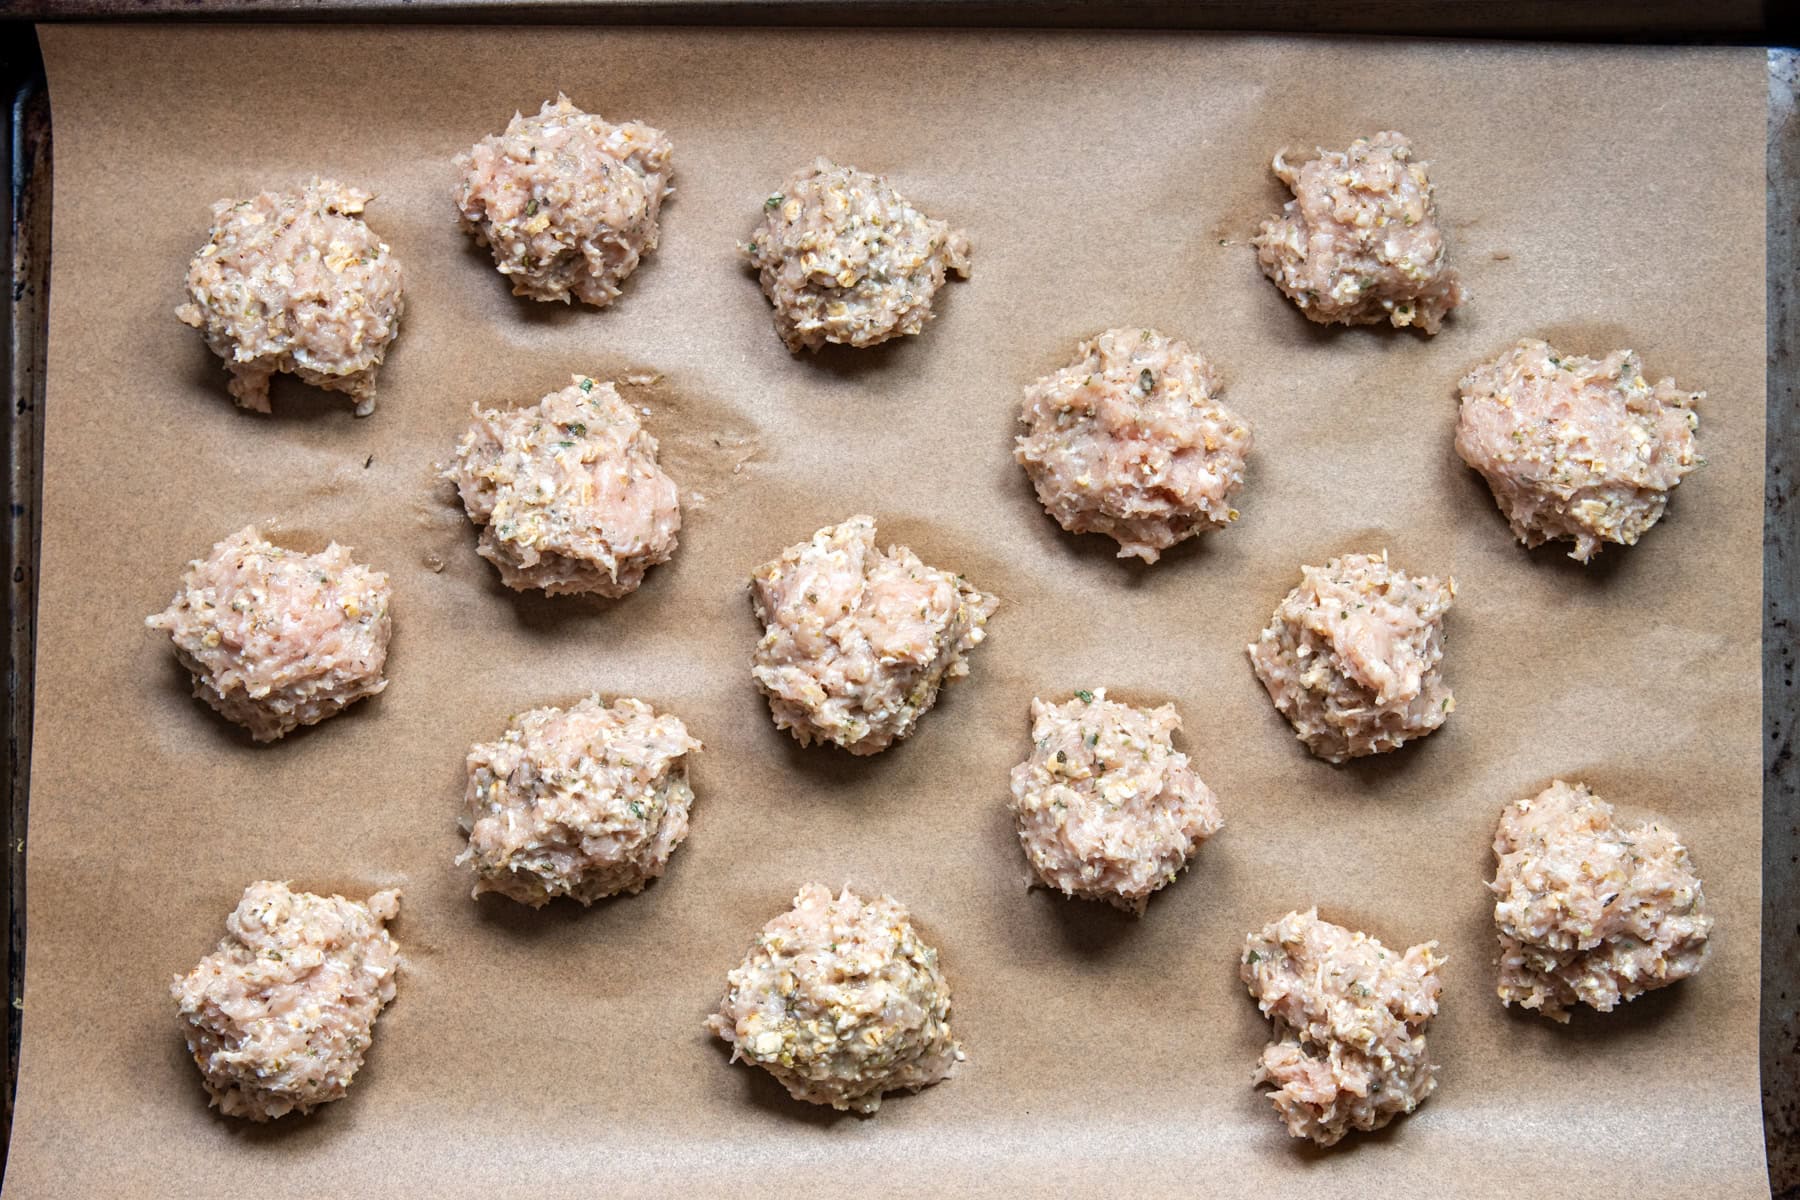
[[708, 884, 962, 1114], [1455, 338, 1703, 562], [171, 882, 401, 1122], [1491, 780, 1712, 1021], [750, 516, 996, 755], [146, 526, 392, 742], [1253, 131, 1464, 333], [176, 177, 404, 416], [455, 94, 673, 307], [1008, 689, 1223, 912], [1015, 328, 1253, 562]]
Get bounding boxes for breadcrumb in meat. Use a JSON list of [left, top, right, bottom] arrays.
[[1241, 909, 1445, 1146], [1491, 780, 1712, 1021], [1008, 689, 1223, 912], [750, 515, 996, 755], [171, 882, 401, 1122], [707, 884, 963, 1114], [176, 177, 404, 416], [1253, 131, 1464, 333], [445, 375, 681, 597], [1247, 552, 1455, 763], [1455, 339, 1703, 562], [454, 94, 673, 307], [1015, 328, 1253, 562], [458, 695, 700, 906], [145, 526, 392, 742], [744, 158, 970, 351]]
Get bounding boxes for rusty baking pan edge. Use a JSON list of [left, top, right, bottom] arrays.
[[1, 0, 1783, 39]]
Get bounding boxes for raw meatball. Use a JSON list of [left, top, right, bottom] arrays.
[[1241, 909, 1445, 1147], [1008, 689, 1223, 912], [1455, 339, 1703, 562], [171, 881, 401, 1122], [744, 159, 971, 351], [1253, 132, 1464, 333], [1015, 328, 1253, 562], [1491, 780, 1712, 1021], [454, 94, 673, 308], [176, 177, 404, 416], [445, 375, 680, 597], [457, 695, 700, 906], [707, 884, 962, 1114], [146, 526, 392, 742], [1248, 552, 1455, 763], [750, 515, 997, 755]]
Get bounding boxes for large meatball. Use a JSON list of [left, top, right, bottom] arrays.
[[1240, 909, 1445, 1146], [1491, 780, 1712, 1021], [171, 882, 401, 1122], [454, 95, 673, 307], [1008, 689, 1223, 912], [1253, 131, 1464, 333], [750, 515, 996, 755], [176, 177, 404, 416], [457, 695, 700, 907], [1015, 327, 1252, 562], [744, 159, 971, 351], [1247, 552, 1455, 763], [707, 884, 963, 1114], [445, 375, 681, 598], [1455, 339, 1703, 562], [146, 526, 392, 742]]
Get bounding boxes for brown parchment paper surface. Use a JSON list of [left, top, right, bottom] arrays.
[[9, 25, 1767, 1199]]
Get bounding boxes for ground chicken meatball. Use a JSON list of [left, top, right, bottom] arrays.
[[744, 159, 971, 351], [1008, 689, 1223, 912], [707, 884, 962, 1114], [454, 94, 673, 307], [1241, 909, 1446, 1147], [1248, 552, 1455, 763], [457, 695, 700, 906], [1253, 131, 1464, 333], [176, 177, 404, 416], [1015, 328, 1253, 563], [750, 516, 997, 755], [445, 375, 680, 598], [1455, 339, 1703, 562], [146, 527, 392, 742], [1491, 780, 1712, 1022], [171, 882, 401, 1122]]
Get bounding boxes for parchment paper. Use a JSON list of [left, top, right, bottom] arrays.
[[8, 26, 1767, 1199]]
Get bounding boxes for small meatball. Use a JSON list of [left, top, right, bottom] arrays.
[[745, 159, 971, 351], [1253, 131, 1464, 333], [1015, 328, 1253, 563], [1456, 339, 1703, 562], [146, 527, 392, 742], [176, 177, 404, 416], [707, 884, 962, 1114], [1491, 780, 1712, 1021], [1241, 909, 1445, 1147], [171, 882, 401, 1122], [454, 94, 673, 308], [1247, 552, 1455, 763], [750, 515, 996, 755], [1008, 689, 1223, 912], [457, 695, 700, 906], [445, 375, 681, 597]]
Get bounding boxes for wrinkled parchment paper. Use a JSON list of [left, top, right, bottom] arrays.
[[9, 26, 1767, 1198]]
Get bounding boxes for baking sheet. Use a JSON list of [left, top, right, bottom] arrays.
[[6, 26, 1768, 1198]]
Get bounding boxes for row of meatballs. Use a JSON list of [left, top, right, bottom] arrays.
[[176, 109, 1705, 570], [172, 776, 1711, 1144], [154, 512, 1713, 1138]]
